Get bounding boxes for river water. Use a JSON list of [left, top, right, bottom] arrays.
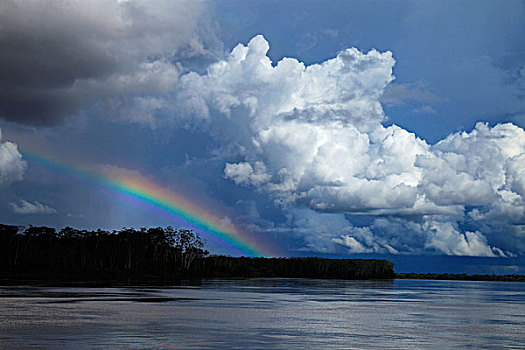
[[0, 279, 524, 349]]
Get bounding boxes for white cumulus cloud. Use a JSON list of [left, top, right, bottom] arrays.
[[0, 128, 26, 184], [176, 35, 525, 257]]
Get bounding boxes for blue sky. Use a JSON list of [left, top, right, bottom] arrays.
[[0, 0, 524, 273]]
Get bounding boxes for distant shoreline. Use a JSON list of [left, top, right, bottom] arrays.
[[395, 273, 525, 282]]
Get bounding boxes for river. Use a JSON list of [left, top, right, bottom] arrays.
[[1, 279, 524, 349]]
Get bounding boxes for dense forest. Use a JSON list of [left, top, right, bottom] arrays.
[[200, 256, 394, 279], [0, 223, 394, 283]]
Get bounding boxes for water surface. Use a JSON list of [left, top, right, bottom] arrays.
[[1, 279, 524, 349]]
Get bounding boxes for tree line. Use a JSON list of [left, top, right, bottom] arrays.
[[197, 256, 394, 279], [0, 223, 394, 283]]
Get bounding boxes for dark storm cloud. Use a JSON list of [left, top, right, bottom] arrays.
[[0, 0, 210, 125]]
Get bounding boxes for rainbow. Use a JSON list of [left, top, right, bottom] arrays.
[[21, 151, 278, 257]]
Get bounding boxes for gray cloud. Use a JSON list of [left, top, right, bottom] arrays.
[[10, 199, 57, 215], [0, 0, 210, 125], [381, 81, 443, 108]]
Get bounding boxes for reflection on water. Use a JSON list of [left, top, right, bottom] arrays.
[[0, 279, 524, 349]]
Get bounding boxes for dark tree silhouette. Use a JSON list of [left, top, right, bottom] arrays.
[[0, 224, 208, 281]]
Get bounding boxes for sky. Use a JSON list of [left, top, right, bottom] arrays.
[[1, 0, 525, 273]]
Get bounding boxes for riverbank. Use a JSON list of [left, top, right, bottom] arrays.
[[2, 271, 524, 287], [0, 256, 395, 285]]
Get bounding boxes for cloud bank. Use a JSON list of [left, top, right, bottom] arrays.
[[0, 0, 211, 125], [176, 35, 525, 257]]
